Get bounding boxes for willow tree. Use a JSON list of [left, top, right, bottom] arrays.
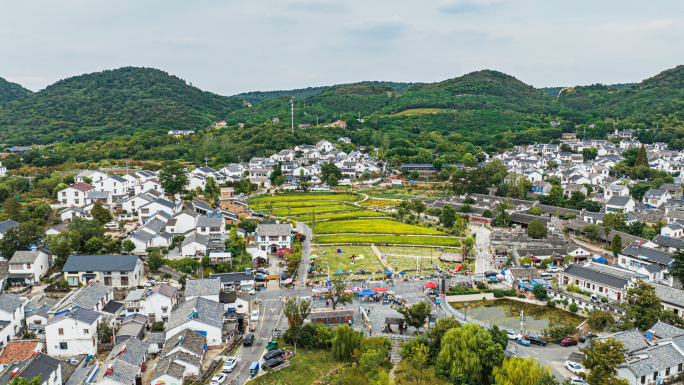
[[436, 323, 504, 383], [494, 356, 550, 385], [332, 325, 362, 361]]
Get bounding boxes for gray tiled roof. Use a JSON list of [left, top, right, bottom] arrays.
[[63, 255, 141, 272], [166, 297, 223, 332], [507, 268, 542, 280], [0, 292, 24, 313], [653, 284, 684, 308], [122, 314, 149, 325], [181, 232, 209, 247], [102, 300, 124, 314], [93, 358, 139, 385], [150, 283, 177, 298], [256, 223, 291, 237], [162, 329, 207, 357], [144, 218, 165, 234], [621, 244, 674, 266], [650, 321, 684, 339], [185, 278, 220, 298], [625, 344, 684, 377], [562, 264, 629, 289], [168, 350, 201, 367], [151, 356, 186, 380], [9, 250, 40, 264], [650, 235, 684, 249], [178, 209, 200, 218], [48, 308, 101, 325], [107, 337, 148, 367], [132, 231, 155, 243], [196, 215, 223, 228], [148, 332, 166, 344], [0, 220, 19, 234], [66, 367, 93, 385], [70, 281, 112, 310], [87, 191, 111, 199], [21, 353, 61, 383], [608, 330, 650, 354], [607, 196, 633, 206]]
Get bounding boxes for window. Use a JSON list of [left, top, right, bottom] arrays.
[[75, 199, 79, 204], [121, 277, 129, 286], [26, 263, 31, 269], [162, 307, 168, 313], [59, 342, 68, 350], [83, 329, 89, 334], [666, 368, 670, 376], [599, 287, 603, 292], [641, 376, 645, 384], [104, 271, 111, 275], [679, 364, 683, 372], [58, 328, 64, 335], [67, 277, 78, 286]]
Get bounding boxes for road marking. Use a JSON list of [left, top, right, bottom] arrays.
[[232, 362, 247, 379]]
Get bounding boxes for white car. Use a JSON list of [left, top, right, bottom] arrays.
[[105, 222, 118, 229], [569, 377, 588, 385], [546, 267, 561, 273], [507, 331, 522, 340], [251, 310, 259, 322], [565, 361, 585, 375], [226, 315, 238, 323], [242, 288, 256, 295], [222, 357, 237, 373], [143, 280, 158, 287], [210, 373, 227, 385]]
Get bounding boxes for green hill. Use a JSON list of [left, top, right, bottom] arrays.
[[0, 66, 245, 145], [0, 77, 32, 104], [232, 81, 422, 104]]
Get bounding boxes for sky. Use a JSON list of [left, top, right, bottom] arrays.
[[1, 0, 684, 96]]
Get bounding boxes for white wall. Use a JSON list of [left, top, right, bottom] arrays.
[[166, 321, 222, 345], [46, 318, 99, 357]]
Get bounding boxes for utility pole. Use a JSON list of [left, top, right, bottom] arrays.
[[291, 99, 294, 134], [126, 158, 129, 175], [205, 157, 208, 167]]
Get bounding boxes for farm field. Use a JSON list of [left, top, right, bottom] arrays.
[[248, 193, 357, 203], [269, 205, 358, 216], [293, 210, 387, 221], [260, 200, 343, 208], [314, 234, 461, 246], [314, 219, 444, 235], [311, 245, 384, 275]]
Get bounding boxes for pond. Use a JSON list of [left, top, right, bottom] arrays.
[[450, 299, 585, 332]]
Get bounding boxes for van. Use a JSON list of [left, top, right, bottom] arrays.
[[540, 273, 553, 280]]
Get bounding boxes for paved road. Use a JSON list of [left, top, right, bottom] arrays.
[[469, 225, 492, 275]]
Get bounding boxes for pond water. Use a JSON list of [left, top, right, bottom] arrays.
[[450, 299, 585, 332]]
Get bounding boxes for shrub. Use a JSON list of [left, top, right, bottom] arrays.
[[529, 207, 543, 215], [476, 282, 487, 290], [504, 289, 516, 296], [547, 300, 556, 307], [517, 294, 526, 299], [562, 299, 569, 306], [448, 286, 480, 295], [493, 289, 505, 298], [60, 279, 68, 288], [569, 303, 579, 312], [601, 297, 608, 303]]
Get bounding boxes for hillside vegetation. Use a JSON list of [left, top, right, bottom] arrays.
[[0, 77, 32, 104]]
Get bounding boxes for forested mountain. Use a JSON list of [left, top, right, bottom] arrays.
[[233, 81, 423, 104], [0, 77, 32, 104], [0, 67, 245, 145], [539, 83, 636, 98]]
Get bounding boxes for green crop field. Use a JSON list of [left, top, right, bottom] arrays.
[[314, 234, 460, 246], [311, 245, 383, 274], [260, 200, 345, 208], [267, 205, 358, 216], [247, 193, 357, 203], [314, 219, 444, 235], [293, 210, 387, 221]]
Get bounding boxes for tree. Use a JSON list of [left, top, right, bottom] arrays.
[[547, 161, 559, 169], [582, 224, 602, 242], [395, 344, 439, 385], [47, 231, 81, 267], [204, 176, 218, 198], [460, 204, 473, 213], [582, 147, 598, 161], [68, 218, 105, 251], [123, 239, 136, 253], [603, 212, 627, 234], [529, 207, 542, 215], [322, 275, 354, 310], [426, 317, 461, 362], [482, 209, 492, 218], [97, 321, 113, 343], [91, 200, 113, 224], [635, 146, 648, 167], [435, 323, 504, 384], [494, 356, 550, 385], [582, 338, 627, 385], [269, 163, 283, 184], [587, 310, 616, 330], [442, 205, 456, 228], [274, 175, 286, 187], [158, 164, 189, 198], [151, 321, 165, 332], [3, 197, 22, 222], [328, 175, 338, 187], [396, 301, 432, 333], [611, 234, 622, 257], [84, 236, 104, 254], [321, 162, 342, 183], [488, 324, 508, 351], [534, 373, 559, 385], [669, 247, 684, 286], [283, 297, 313, 354], [0, 227, 20, 261], [626, 281, 662, 330], [148, 250, 165, 271], [527, 219, 547, 239], [462, 236, 475, 257], [548, 185, 564, 206], [332, 325, 362, 361], [532, 284, 547, 299], [411, 200, 427, 215], [494, 199, 512, 227]]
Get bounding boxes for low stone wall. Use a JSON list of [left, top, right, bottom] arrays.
[[445, 292, 495, 302]]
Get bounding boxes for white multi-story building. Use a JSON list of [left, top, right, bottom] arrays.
[[124, 284, 178, 323], [46, 308, 101, 357], [8, 249, 50, 285], [0, 293, 27, 345], [255, 223, 291, 254], [58, 183, 95, 206]]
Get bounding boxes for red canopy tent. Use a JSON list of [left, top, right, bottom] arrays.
[[424, 281, 437, 289], [372, 287, 388, 293]]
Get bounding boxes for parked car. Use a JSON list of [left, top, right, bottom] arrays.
[[262, 358, 284, 370], [546, 267, 561, 273], [242, 288, 256, 295], [504, 350, 517, 359], [243, 334, 254, 346], [528, 336, 548, 346], [507, 331, 522, 340], [569, 377, 588, 385], [263, 349, 285, 360], [579, 333, 598, 343], [517, 338, 531, 346], [255, 275, 268, 282], [484, 271, 498, 277], [143, 280, 159, 287], [590, 295, 601, 303], [251, 310, 259, 322], [210, 373, 227, 385], [226, 315, 238, 323], [223, 357, 237, 373], [257, 268, 269, 275], [565, 361, 585, 375], [105, 222, 118, 229], [561, 337, 578, 346]]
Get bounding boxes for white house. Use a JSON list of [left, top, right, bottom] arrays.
[[559, 262, 633, 302], [124, 284, 178, 323], [62, 255, 145, 288], [150, 329, 207, 385], [165, 297, 224, 345], [255, 222, 292, 254], [8, 249, 50, 285], [316, 140, 335, 153], [97, 176, 130, 197], [605, 184, 630, 198], [643, 189, 672, 208], [76, 170, 108, 184], [48, 281, 113, 316], [0, 353, 63, 385], [0, 293, 27, 345], [58, 183, 95, 206], [661, 224, 684, 238], [0, 220, 18, 240], [46, 308, 101, 357], [85, 190, 113, 206], [606, 196, 636, 213], [180, 232, 209, 258], [170, 209, 200, 234]]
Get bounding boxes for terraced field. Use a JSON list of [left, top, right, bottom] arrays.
[[314, 219, 444, 235], [314, 235, 460, 246]]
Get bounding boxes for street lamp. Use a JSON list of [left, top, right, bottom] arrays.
[[464, 302, 469, 316]]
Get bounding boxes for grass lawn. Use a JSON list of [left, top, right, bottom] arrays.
[[251, 341, 341, 385], [315, 219, 444, 235], [314, 234, 461, 246], [312, 245, 384, 274], [248, 194, 357, 203], [267, 205, 359, 216], [293, 210, 387, 221]]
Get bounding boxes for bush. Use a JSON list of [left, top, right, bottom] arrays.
[[561, 299, 569, 306], [60, 279, 68, 288], [493, 289, 505, 298], [448, 286, 480, 295], [600, 297, 608, 303], [517, 294, 526, 298], [547, 300, 556, 307], [476, 282, 487, 290], [569, 303, 579, 312]]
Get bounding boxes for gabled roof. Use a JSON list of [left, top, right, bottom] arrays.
[[562, 263, 630, 289], [60, 281, 112, 310], [162, 329, 207, 357], [0, 292, 24, 314], [151, 356, 186, 380], [607, 196, 634, 206], [650, 321, 684, 339], [653, 284, 684, 308], [149, 283, 178, 299], [185, 278, 220, 298], [0, 341, 39, 364], [624, 344, 684, 377], [48, 308, 101, 325], [87, 190, 111, 199], [63, 254, 141, 272], [0, 220, 19, 234], [606, 330, 649, 354], [620, 244, 673, 266], [181, 232, 209, 247], [10, 250, 40, 264], [166, 297, 223, 331], [69, 182, 95, 192], [106, 337, 148, 367], [19, 353, 62, 383]]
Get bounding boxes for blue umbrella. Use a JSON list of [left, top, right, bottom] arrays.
[[488, 275, 497, 280], [358, 289, 375, 296], [399, 271, 406, 275], [383, 270, 393, 275]]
